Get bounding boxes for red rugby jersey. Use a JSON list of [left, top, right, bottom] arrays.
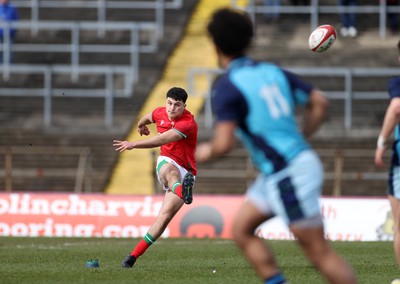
[[152, 107, 198, 175]]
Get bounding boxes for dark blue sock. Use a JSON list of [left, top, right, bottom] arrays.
[[264, 273, 286, 284]]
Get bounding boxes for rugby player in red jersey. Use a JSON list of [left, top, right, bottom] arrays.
[[113, 87, 197, 268]]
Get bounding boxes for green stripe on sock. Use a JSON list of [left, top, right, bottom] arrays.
[[171, 182, 181, 193], [144, 233, 155, 245]]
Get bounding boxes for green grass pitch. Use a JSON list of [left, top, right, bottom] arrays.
[[0, 237, 398, 284]]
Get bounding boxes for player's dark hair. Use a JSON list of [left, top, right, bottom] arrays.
[[207, 8, 253, 57], [397, 39, 400, 51], [166, 87, 188, 103]]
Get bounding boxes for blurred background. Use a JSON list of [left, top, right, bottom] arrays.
[[0, 0, 398, 199]]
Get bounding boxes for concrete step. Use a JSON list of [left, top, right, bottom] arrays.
[[0, 130, 119, 192]]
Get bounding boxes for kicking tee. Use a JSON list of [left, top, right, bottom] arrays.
[[152, 107, 198, 175]]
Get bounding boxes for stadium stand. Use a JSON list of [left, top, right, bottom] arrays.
[[0, 0, 396, 196], [192, 0, 396, 197], [0, 0, 199, 192]]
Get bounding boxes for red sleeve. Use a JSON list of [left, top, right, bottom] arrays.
[[151, 107, 163, 123], [173, 115, 193, 138]]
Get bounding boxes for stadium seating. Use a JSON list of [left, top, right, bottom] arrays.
[[0, 0, 199, 192], [0, 0, 395, 196], [194, 0, 396, 197]]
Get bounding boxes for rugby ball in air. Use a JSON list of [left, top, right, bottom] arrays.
[[308, 25, 336, 53]]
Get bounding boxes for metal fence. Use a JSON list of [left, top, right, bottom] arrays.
[[0, 20, 157, 82], [187, 66, 400, 129], [0, 146, 92, 193], [13, 0, 183, 39], [193, 147, 386, 196], [0, 64, 133, 127], [0, 19, 156, 127], [231, 0, 400, 38], [0, 1, 188, 128]]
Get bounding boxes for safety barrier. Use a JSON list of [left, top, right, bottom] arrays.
[[187, 66, 400, 129], [0, 64, 133, 127], [0, 1, 186, 128], [0, 20, 157, 82], [13, 0, 183, 39], [231, 0, 400, 38], [0, 146, 92, 193], [192, 148, 386, 197]]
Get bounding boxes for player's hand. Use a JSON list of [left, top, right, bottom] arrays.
[[196, 143, 213, 162], [113, 140, 134, 152], [138, 125, 150, 136], [374, 147, 386, 168]]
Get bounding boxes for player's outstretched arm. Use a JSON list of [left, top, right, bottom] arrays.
[[113, 129, 183, 152], [113, 140, 135, 152]]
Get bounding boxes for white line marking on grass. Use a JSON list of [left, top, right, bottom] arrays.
[[63, 241, 107, 247], [156, 239, 235, 245], [16, 244, 65, 250]]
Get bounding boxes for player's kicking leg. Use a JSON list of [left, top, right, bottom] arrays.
[[181, 172, 194, 204], [121, 162, 187, 268], [121, 190, 184, 268]]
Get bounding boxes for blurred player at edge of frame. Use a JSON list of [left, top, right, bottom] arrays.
[[113, 87, 197, 268], [375, 40, 400, 270], [196, 7, 357, 284]]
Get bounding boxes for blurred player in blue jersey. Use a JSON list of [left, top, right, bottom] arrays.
[[196, 8, 357, 284], [375, 40, 400, 268], [0, 0, 19, 63]]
